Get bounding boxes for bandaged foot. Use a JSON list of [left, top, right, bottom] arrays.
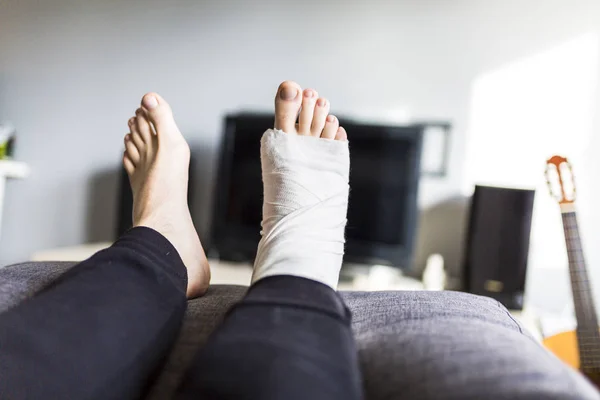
[[252, 81, 350, 289]]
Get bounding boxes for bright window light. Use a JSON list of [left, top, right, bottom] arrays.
[[463, 32, 599, 271]]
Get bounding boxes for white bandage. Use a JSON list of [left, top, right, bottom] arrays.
[[251, 129, 350, 289]]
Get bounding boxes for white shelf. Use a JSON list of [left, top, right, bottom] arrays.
[[0, 160, 30, 179], [0, 160, 29, 241]]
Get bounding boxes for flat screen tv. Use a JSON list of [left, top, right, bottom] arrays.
[[210, 113, 423, 269]]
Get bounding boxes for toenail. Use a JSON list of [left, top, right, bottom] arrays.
[[304, 89, 313, 98], [143, 95, 159, 109], [279, 86, 299, 101], [317, 98, 326, 107], [327, 115, 335, 122]]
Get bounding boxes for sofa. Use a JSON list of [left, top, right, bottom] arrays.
[[1, 262, 598, 400]]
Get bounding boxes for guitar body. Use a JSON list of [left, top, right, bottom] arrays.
[[544, 330, 600, 370]]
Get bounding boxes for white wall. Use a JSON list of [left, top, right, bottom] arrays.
[[0, 0, 599, 281]]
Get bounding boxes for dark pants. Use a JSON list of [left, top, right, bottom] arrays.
[[0, 227, 362, 400]]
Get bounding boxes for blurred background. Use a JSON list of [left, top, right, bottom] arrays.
[[1, 0, 600, 330]]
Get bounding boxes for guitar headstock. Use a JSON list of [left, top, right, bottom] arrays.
[[545, 155, 576, 205]]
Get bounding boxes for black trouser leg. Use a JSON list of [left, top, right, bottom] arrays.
[[0, 227, 187, 400], [176, 276, 363, 400]]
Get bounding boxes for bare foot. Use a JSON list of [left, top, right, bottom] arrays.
[[123, 93, 210, 298], [274, 80, 348, 140]]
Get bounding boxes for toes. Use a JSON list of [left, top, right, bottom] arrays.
[[124, 134, 140, 164], [297, 89, 318, 135], [135, 108, 154, 142], [310, 97, 330, 137], [141, 92, 177, 134], [335, 126, 348, 141], [274, 80, 302, 134], [321, 115, 339, 139], [123, 152, 135, 175], [128, 117, 145, 149]]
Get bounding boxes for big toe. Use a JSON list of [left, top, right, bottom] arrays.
[[274, 81, 302, 134], [141, 92, 177, 133]]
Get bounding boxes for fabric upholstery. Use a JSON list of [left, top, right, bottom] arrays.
[[1, 262, 597, 400]]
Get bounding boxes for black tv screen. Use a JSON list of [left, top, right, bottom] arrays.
[[210, 114, 423, 269]]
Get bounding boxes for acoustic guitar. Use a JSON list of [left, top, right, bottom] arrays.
[[543, 155, 600, 387]]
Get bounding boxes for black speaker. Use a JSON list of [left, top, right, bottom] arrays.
[[463, 185, 535, 310], [116, 157, 196, 238]]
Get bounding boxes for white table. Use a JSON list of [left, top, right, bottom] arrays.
[[31, 243, 425, 290], [0, 160, 30, 240], [30, 243, 541, 339], [32, 242, 257, 286]]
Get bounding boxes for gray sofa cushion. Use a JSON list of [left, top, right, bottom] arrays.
[[1, 262, 598, 400]]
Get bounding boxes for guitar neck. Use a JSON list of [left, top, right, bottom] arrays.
[[561, 208, 600, 371]]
